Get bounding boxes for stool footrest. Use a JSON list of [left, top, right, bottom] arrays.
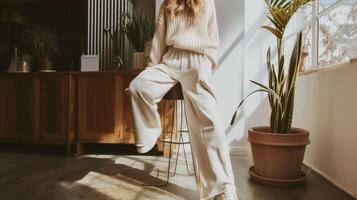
[[158, 139, 191, 145], [165, 130, 189, 134]]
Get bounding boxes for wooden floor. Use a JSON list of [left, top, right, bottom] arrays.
[[0, 144, 355, 200]]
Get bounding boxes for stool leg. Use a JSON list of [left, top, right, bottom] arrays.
[[171, 99, 183, 176], [182, 136, 195, 176], [141, 100, 196, 186], [183, 101, 197, 178], [171, 99, 196, 176], [164, 100, 177, 184], [180, 100, 195, 176], [171, 132, 183, 176], [142, 100, 173, 187]]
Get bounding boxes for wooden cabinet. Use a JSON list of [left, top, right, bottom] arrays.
[[74, 71, 174, 155], [76, 73, 124, 144], [0, 70, 173, 155], [37, 74, 74, 145], [0, 74, 35, 140], [0, 73, 74, 154]]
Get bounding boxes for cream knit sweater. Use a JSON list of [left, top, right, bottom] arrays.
[[148, 0, 220, 71]]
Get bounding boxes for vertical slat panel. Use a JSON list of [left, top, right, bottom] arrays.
[[119, 0, 124, 68], [106, 0, 110, 70], [105, 0, 109, 70], [108, 0, 112, 70], [99, 0, 103, 69], [124, 0, 131, 69], [87, 0, 90, 55], [101, 0, 105, 70], [119, 0, 123, 68], [89, 0, 92, 54], [109, 1, 112, 70], [123, 0, 127, 68], [87, 0, 132, 71], [90, 0, 93, 55], [92, 0, 98, 54]]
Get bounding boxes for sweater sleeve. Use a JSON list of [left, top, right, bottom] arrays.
[[206, 0, 220, 71], [147, 3, 168, 67]]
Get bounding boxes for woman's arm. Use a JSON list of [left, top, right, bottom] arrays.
[[208, 1, 220, 48], [208, 3, 220, 45], [147, 3, 168, 67], [207, 0, 220, 70]]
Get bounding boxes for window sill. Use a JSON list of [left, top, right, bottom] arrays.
[[298, 58, 357, 77]]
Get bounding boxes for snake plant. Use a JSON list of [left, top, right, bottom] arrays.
[[232, 0, 313, 133], [123, 11, 155, 52]]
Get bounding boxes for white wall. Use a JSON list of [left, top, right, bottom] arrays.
[[243, 0, 273, 149], [294, 62, 357, 198], [155, 0, 246, 147]]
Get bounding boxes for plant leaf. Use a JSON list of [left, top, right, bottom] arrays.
[[250, 80, 283, 109], [261, 26, 283, 38]]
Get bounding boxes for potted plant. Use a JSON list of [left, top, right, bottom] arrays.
[[123, 11, 154, 69], [104, 26, 124, 71], [231, 0, 313, 186], [19, 27, 59, 72]]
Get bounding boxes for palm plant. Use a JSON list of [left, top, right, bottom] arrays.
[[19, 27, 59, 70], [123, 11, 155, 52], [232, 0, 313, 133]]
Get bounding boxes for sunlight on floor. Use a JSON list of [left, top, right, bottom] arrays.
[[59, 171, 184, 200], [55, 154, 197, 200]]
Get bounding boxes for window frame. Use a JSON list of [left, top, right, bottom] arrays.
[[284, 0, 354, 71]]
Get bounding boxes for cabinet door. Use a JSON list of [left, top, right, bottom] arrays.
[[78, 75, 123, 143], [37, 75, 70, 142], [0, 76, 35, 140], [0, 77, 3, 138]]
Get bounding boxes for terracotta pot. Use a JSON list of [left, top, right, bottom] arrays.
[[248, 126, 310, 179], [38, 56, 55, 72], [132, 52, 146, 69]]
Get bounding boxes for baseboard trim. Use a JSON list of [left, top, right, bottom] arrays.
[[229, 146, 248, 155], [303, 161, 357, 199]]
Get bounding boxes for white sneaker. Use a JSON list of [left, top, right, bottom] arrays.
[[136, 139, 157, 154], [214, 186, 238, 200]]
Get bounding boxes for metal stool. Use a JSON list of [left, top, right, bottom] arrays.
[[155, 83, 196, 186]]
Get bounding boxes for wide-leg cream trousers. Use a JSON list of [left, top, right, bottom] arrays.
[[128, 47, 236, 200]]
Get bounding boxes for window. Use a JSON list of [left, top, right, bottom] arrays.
[[318, 0, 357, 67], [319, 0, 340, 12], [283, 0, 357, 72], [302, 24, 314, 70], [284, 4, 314, 71]]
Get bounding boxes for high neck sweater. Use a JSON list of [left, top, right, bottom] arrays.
[[148, 0, 220, 72]]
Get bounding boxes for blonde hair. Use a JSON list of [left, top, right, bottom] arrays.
[[164, 0, 205, 23]]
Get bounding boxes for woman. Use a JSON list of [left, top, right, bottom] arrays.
[[128, 0, 238, 199]]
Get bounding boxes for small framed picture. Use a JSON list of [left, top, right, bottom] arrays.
[[81, 55, 99, 71]]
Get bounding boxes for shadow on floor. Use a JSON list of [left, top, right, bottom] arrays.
[[1, 143, 355, 200], [0, 143, 197, 200]]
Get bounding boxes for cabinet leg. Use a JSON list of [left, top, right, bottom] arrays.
[[163, 144, 171, 158], [66, 144, 72, 156], [76, 143, 84, 155], [157, 136, 164, 152]]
